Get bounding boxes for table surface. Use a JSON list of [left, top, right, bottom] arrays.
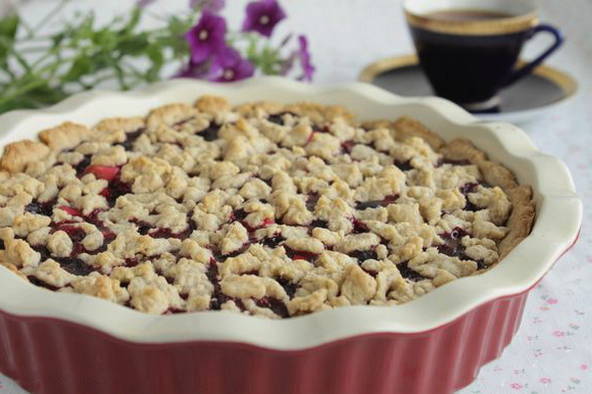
[[0, 1, 590, 393]]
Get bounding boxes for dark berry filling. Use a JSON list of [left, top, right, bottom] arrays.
[[352, 218, 369, 233], [27, 276, 59, 291], [306, 192, 320, 211], [310, 219, 328, 228], [74, 155, 92, 175], [267, 112, 294, 125], [355, 194, 398, 210], [207, 260, 227, 310], [349, 249, 378, 262], [437, 227, 470, 259], [276, 277, 297, 298], [131, 219, 151, 235], [53, 224, 86, 243], [285, 247, 318, 262], [119, 128, 144, 151], [395, 160, 413, 171], [231, 208, 248, 222], [256, 297, 289, 318], [199, 122, 221, 141], [25, 199, 55, 216], [105, 176, 131, 206], [341, 140, 356, 154], [397, 261, 426, 282], [459, 182, 482, 211], [262, 234, 285, 248], [149, 227, 191, 239], [55, 256, 94, 276]]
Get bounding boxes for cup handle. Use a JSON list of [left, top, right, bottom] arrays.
[[503, 24, 564, 87]]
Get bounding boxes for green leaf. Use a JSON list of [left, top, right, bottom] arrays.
[[0, 14, 19, 40], [117, 33, 149, 56], [145, 45, 164, 81], [92, 28, 118, 50], [62, 56, 93, 82], [0, 14, 19, 64]]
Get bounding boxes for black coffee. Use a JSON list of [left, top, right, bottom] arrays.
[[426, 9, 514, 22]]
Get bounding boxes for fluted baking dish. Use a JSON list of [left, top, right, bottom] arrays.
[[0, 77, 582, 394]]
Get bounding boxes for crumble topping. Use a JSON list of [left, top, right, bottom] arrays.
[[0, 95, 535, 318]]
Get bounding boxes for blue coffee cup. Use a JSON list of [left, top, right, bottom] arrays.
[[404, 0, 564, 111]]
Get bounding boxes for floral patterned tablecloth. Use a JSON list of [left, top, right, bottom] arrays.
[[0, 0, 590, 393]]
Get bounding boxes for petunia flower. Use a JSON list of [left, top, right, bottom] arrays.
[[242, 0, 286, 38], [175, 59, 217, 79], [210, 47, 255, 82], [185, 11, 227, 63], [189, 0, 225, 13], [296, 35, 314, 81], [137, 0, 156, 7]]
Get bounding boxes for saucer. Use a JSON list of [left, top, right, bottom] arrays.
[[359, 54, 578, 124]]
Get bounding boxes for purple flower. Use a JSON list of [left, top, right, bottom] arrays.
[[137, 0, 156, 7], [242, 0, 286, 38], [185, 12, 227, 63], [210, 47, 254, 82], [175, 59, 216, 79], [190, 0, 225, 13], [296, 35, 314, 81]]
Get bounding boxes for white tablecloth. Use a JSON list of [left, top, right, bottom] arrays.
[[1, 1, 590, 393]]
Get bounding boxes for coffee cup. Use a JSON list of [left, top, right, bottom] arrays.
[[404, 0, 563, 112]]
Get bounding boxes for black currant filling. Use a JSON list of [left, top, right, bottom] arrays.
[[276, 277, 297, 298], [310, 219, 328, 229], [131, 219, 152, 235], [198, 122, 221, 141], [397, 261, 426, 282], [27, 276, 59, 291], [349, 249, 378, 262], [25, 199, 55, 216], [231, 208, 248, 222], [285, 247, 318, 262], [352, 218, 369, 233], [105, 176, 132, 206], [74, 155, 92, 175], [459, 182, 488, 212], [395, 160, 413, 171], [267, 111, 296, 126], [149, 227, 191, 239], [33, 243, 96, 275], [119, 127, 145, 151], [437, 227, 470, 259], [207, 260, 226, 310], [262, 234, 285, 248], [306, 192, 320, 211], [355, 194, 398, 210], [341, 140, 356, 154], [256, 297, 289, 318]]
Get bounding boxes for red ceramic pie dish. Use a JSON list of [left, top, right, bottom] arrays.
[[0, 78, 582, 394]]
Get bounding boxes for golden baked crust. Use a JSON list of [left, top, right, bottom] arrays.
[[0, 140, 50, 173], [39, 122, 92, 151], [0, 94, 535, 318]]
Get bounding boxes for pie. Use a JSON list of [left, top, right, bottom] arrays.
[[0, 96, 535, 318]]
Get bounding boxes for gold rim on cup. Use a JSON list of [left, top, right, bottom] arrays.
[[404, 9, 539, 35]]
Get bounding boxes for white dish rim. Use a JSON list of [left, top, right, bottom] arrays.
[[0, 77, 582, 350]]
